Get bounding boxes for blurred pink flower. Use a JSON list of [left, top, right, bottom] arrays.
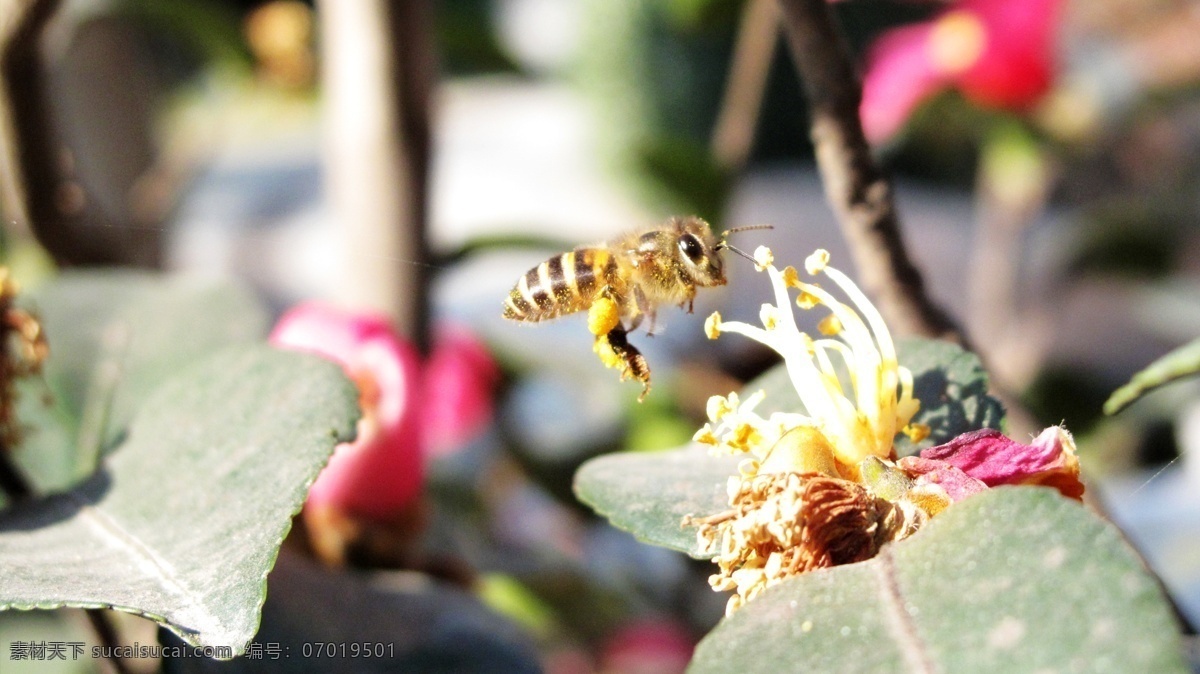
[[860, 0, 1063, 142], [899, 425, 1084, 501], [600, 619, 694, 674], [423, 326, 500, 458], [270, 303, 498, 524]]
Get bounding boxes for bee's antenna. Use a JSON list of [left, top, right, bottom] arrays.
[[716, 224, 772, 265], [716, 242, 759, 265], [721, 224, 774, 237]]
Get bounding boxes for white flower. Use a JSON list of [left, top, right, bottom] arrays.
[[702, 249, 921, 478]]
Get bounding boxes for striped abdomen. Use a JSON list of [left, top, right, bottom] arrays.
[[503, 248, 617, 322]]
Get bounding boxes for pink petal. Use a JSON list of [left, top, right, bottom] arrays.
[[422, 325, 500, 457], [270, 302, 424, 521], [897, 456, 988, 502], [958, 0, 1062, 109], [920, 426, 1084, 499], [860, 22, 950, 143]]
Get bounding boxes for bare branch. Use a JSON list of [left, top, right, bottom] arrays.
[[775, 0, 965, 344], [712, 0, 779, 173]]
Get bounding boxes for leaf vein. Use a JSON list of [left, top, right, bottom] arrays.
[[874, 546, 936, 674]]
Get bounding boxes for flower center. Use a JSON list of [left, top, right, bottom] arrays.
[[927, 10, 987, 76]]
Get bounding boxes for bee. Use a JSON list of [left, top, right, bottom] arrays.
[[502, 216, 767, 400]]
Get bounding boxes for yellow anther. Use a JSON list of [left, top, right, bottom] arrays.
[[759, 304, 780, 330], [902, 423, 931, 444], [817, 314, 842, 336], [705, 311, 723, 340], [804, 249, 830, 275], [707, 394, 736, 422], [693, 425, 719, 445], [753, 246, 774, 271]]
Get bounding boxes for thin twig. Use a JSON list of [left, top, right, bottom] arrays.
[[317, 0, 435, 351], [775, 0, 966, 345], [712, 0, 779, 173]]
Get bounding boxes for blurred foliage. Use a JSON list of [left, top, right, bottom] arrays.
[[623, 389, 695, 452], [878, 93, 1005, 188], [578, 0, 734, 218], [437, 0, 522, 75], [478, 574, 558, 641], [632, 134, 730, 221], [1023, 365, 1116, 437], [751, 0, 936, 166], [118, 0, 254, 77], [661, 0, 743, 32], [1067, 201, 1184, 280], [575, 0, 948, 216]]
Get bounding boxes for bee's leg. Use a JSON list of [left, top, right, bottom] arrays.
[[632, 286, 656, 336], [644, 309, 658, 337], [627, 310, 644, 333], [596, 325, 651, 401], [679, 288, 696, 314]]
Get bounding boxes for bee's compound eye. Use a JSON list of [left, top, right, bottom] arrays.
[[679, 234, 704, 262]]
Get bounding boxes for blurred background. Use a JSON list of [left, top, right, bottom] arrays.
[[2, 0, 1200, 671]]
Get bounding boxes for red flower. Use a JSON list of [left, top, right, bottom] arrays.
[[860, 0, 1063, 142], [270, 304, 499, 523], [423, 326, 500, 458]]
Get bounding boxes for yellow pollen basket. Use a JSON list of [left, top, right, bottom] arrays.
[[593, 334, 622, 369], [588, 296, 621, 336], [928, 10, 987, 76]]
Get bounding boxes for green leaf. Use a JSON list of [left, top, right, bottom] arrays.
[[689, 487, 1187, 674], [745, 338, 1005, 455], [895, 338, 1007, 453], [0, 345, 359, 656], [15, 271, 268, 490], [1105, 336, 1200, 415], [574, 445, 738, 557]]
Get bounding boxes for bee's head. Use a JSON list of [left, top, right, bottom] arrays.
[[673, 217, 726, 287], [672, 218, 773, 287]]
